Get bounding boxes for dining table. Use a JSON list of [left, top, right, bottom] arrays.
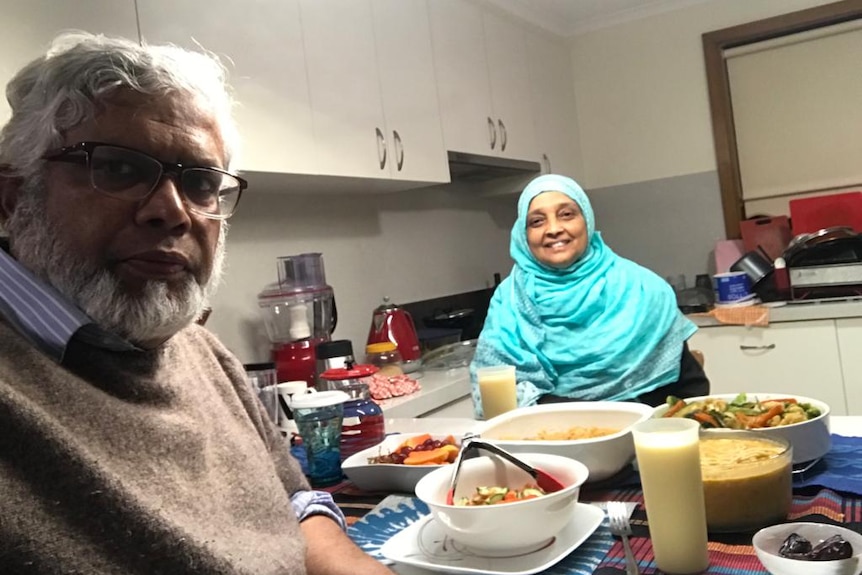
[[301, 416, 862, 574]]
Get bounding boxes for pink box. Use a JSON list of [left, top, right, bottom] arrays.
[[715, 240, 745, 274]]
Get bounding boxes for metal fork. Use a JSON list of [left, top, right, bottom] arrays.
[[607, 501, 640, 575]]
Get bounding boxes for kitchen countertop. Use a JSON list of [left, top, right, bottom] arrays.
[[375, 366, 471, 419], [690, 297, 862, 327]]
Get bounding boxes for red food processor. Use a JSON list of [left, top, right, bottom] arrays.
[[258, 253, 337, 386]]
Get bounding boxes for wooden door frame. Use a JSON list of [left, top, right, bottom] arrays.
[[702, 0, 862, 239]]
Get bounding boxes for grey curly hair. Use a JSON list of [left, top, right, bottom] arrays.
[[0, 31, 240, 183]]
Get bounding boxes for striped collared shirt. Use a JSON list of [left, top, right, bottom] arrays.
[[0, 242, 136, 361]]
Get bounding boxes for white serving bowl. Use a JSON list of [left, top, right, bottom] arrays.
[[414, 451, 589, 555], [341, 433, 460, 492], [652, 393, 831, 464], [753, 522, 862, 575], [472, 402, 654, 482]]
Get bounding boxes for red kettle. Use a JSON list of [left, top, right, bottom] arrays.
[[367, 297, 422, 365]]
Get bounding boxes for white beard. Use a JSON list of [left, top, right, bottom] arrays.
[[6, 182, 226, 347]]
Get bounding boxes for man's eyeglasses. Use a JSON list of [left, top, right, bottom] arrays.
[[42, 142, 246, 220]]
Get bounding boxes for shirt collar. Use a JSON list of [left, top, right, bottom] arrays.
[[0, 239, 138, 362]]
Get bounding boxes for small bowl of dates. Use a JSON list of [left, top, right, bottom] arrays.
[[753, 522, 862, 575]]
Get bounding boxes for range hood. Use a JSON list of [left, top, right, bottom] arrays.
[[447, 150, 541, 183]]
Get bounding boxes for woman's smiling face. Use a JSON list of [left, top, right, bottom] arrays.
[[526, 191, 588, 268]]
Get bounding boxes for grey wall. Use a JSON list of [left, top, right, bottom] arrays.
[[587, 170, 726, 285]]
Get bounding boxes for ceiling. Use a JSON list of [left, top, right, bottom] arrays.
[[486, 0, 714, 37]]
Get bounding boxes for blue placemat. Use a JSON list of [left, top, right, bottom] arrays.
[[793, 434, 862, 494], [347, 496, 615, 574]]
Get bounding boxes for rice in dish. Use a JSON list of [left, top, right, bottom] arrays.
[[501, 426, 619, 441]]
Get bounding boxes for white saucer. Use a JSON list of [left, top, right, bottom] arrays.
[[380, 502, 604, 575]]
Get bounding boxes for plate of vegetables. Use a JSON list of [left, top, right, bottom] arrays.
[[653, 393, 831, 465], [341, 433, 462, 493]]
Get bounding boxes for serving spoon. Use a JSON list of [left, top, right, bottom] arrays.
[[445, 433, 567, 505]]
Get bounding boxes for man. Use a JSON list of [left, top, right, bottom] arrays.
[[0, 32, 391, 574]]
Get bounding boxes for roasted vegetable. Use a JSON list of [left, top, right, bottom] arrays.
[[662, 394, 819, 430]]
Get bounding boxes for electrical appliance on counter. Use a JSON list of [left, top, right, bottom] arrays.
[[366, 297, 421, 373], [783, 227, 862, 300], [258, 253, 337, 385]]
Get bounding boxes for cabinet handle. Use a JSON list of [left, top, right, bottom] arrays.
[[393, 130, 404, 171], [487, 117, 497, 150], [542, 153, 551, 173], [739, 344, 776, 350], [375, 127, 387, 170], [498, 119, 507, 152]]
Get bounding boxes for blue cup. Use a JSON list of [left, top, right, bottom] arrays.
[[291, 390, 349, 487], [713, 271, 751, 303]]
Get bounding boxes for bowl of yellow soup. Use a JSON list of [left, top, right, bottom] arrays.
[[472, 402, 654, 483], [700, 432, 792, 532]]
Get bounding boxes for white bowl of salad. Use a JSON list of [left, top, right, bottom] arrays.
[[414, 452, 589, 555], [653, 393, 831, 465]]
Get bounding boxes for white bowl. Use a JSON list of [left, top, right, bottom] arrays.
[[472, 402, 654, 482], [652, 393, 831, 464], [341, 433, 460, 492], [753, 522, 862, 575], [414, 451, 589, 555]]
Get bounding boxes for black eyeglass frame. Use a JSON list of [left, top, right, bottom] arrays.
[[42, 141, 247, 220]]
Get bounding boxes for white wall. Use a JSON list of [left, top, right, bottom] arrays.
[[569, 0, 834, 190], [206, 184, 516, 363]]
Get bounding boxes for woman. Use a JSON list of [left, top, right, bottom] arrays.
[[470, 174, 708, 418]]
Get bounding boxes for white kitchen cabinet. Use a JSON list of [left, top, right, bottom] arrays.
[[428, 0, 537, 160], [137, 0, 317, 175], [371, 0, 449, 183], [0, 0, 139, 127], [688, 320, 848, 415], [525, 31, 582, 178], [482, 10, 537, 160], [836, 318, 862, 414], [300, 0, 448, 183], [300, 0, 386, 179]]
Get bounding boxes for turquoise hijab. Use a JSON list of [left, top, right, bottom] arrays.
[[470, 174, 696, 416]]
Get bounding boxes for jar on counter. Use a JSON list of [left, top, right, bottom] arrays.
[[365, 342, 404, 376], [318, 363, 377, 392], [340, 382, 385, 460]]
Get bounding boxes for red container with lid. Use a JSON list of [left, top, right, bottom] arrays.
[[789, 192, 862, 235]]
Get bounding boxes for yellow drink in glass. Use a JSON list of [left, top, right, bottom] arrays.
[[477, 365, 517, 419]]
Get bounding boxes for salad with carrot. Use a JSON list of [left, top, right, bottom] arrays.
[[661, 393, 821, 429]]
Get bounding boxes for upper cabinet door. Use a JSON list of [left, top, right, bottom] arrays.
[[0, 0, 139, 126], [427, 0, 495, 156], [483, 11, 537, 161], [300, 0, 388, 179], [372, 0, 449, 183], [137, 0, 317, 175], [526, 31, 582, 178]]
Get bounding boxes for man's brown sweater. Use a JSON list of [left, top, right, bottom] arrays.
[[0, 319, 310, 574]]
